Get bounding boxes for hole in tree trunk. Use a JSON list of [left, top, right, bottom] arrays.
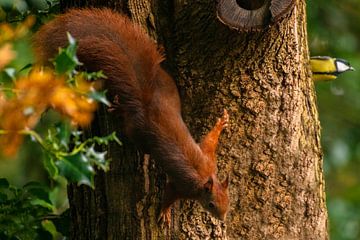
[[236, 0, 266, 10]]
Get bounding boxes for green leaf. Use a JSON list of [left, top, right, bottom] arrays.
[[82, 70, 106, 81], [0, 0, 13, 10], [53, 33, 81, 75], [7, 185, 19, 197], [47, 0, 60, 7], [54, 51, 78, 75], [0, 192, 8, 202], [88, 90, 110, 106], [24, 182, 52, 205], [0, 178, 9, 189], [23, 181, 44, 189], [55, 121, 71, 151], [55, 153, 95, 187], [71, 130, 83, 146], [86, 145, 109, 171], [4, 68, 16, 80], [41, 220, 58, 238], [0, 181, 53, 240], [43, 155, 58, 179], [46, 128, 60, 151], [30, 188, 51, 204], [30, 199, 54, 210], [66, 33, 77, 51], [27, 0, 49, 11], [92, 132, 121, 146], [13, 0, 28, 13], [19, 63, 33, 73]]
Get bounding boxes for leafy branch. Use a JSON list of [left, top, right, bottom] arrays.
[[0, 21, 121, 239]]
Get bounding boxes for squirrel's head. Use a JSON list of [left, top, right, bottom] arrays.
[[199, 175, 230, 221]]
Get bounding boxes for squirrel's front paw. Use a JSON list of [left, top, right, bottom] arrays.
[[158, 208, 171, 228], [217, 109, 229, 129]]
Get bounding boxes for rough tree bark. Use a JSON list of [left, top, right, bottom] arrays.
[[62, 0, 328, 239]]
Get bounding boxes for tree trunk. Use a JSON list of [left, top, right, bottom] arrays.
[[63, 0, 328, 239]]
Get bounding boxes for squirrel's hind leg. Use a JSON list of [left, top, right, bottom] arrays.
[[158, 181, 178, 228]]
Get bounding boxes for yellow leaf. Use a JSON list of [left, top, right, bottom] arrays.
[[0, 43, 16, 69]]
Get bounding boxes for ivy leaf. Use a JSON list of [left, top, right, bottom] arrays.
[[53, 33, 81, 75], [55, 153, 95, 188], [88, 90, 110, 106]]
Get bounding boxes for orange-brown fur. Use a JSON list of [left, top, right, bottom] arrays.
[[33, 8, 229, 223]]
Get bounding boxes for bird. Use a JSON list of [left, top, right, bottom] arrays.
[[310, 56, 355, 81]]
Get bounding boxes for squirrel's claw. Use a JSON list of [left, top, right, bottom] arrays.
[[158, 208, 171, 228]]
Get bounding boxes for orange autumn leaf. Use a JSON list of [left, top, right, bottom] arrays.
[[0, 68, 99, 156], [50, 85, 97, 126], [0, 16, 35, 43], [0, 43, 16, 69]]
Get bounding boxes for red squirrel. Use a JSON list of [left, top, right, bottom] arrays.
[[33, 8, 230, 223]]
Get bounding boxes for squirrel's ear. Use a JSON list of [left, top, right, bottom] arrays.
[[222, 175, 230, 189], [204, 177, 213, 193]]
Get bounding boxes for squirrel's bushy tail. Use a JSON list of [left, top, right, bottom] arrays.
[[33, 8, 165, 135]]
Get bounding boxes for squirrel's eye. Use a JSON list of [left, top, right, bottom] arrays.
[[208, 202, 215, 209]]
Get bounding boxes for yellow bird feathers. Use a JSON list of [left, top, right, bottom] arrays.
[[310, 56, 354, 81]]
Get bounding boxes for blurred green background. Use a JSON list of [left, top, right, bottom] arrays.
[[308, 0, 360, 239], [0, 1, 359, 239]]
